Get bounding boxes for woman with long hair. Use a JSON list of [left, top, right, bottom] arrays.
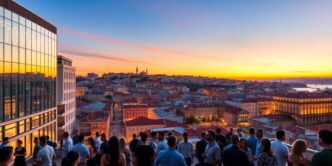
[[61, 151, 80, 166], [14, 139, 26, 166], [119, 138, 132, 166], [87, 137, 97, 166], [257, 138, 277, 166], [239, 138, 254, 166], [288, 139, 310, 166], [101, 136, 126, 166]]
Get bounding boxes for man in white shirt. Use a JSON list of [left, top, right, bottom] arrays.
[[271, 130, 289, 166], [177, 132, 194, 166], [37, 136, 55, 166], [94, 132, 102, 151], [156, 132, 168, 155], [61, 132, 73, 159]]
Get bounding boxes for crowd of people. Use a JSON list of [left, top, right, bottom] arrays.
[[0, 128, 332, 166]]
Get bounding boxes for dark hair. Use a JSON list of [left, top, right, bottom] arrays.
[[88, 137, 97, 153], [231, 134, 239, 144], [96, 132, 100, 137], [78, 135, 84, 142], [151, 131, 157, 137], [46, 136, 50, 140], [167, 136, 176, 147], [183, 132, 188, 137], [3, 137, 9, 142], [0, 146, 13, 162], [17, 139, 22, 145], [62, 151, 79, 166], [40, 136, 47, 144], [140, 133, 148, 142], [201, 132, 206, 138], [64, 132, 69, 137], [101, 133, 106, 138], [319, 129, 332, 144], [239, 138, 248, 150], [249, 128, 255, 135], [108, 136, 120, 166], [159, 132, 165, 137], [132, 134, 137, 138], [216, 128, 221, 134], [256, 128, 263, 134], [208, 130, 216, 138], [276, 130, 285, 140], [261, 138, 273, 156], [167, 131, 173, 137]]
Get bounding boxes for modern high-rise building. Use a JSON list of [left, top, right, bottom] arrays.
[[0, 0, 57, 158], [57, 55, 76, 139]]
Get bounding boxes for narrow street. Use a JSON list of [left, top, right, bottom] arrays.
[[110, 108, 125, 137]]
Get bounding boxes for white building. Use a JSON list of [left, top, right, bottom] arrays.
[[57, 56, 76, 137]]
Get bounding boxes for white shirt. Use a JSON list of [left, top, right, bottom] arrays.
[[177, 141, 194, 159], [156, 139, 168, 155], [94, 137, 102, 151], [271, 140, 289, 166], [62, 137, 73, 158], [204, 141, 221, 164], [37, 145, 55, 166]]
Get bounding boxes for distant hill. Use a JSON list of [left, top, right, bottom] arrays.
[[280, 78, 332, 84]]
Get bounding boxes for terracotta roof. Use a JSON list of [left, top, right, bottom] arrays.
[[268, 92, 332, 99], [223, 104, 247, 114], [123, 104, 148, 108], [125, 117, 164, 126], [80, 112, 110, 122]]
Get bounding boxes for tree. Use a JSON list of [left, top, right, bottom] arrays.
[[185, 116, 200, 124]]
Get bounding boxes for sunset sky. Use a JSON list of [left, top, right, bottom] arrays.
[[17, 0, 332, 79]]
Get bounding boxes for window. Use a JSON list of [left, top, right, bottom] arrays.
[[5, 122, 17, 138], [4, 18, 11, 44]]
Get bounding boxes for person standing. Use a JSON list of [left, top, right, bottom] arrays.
[[14, 139, 26, 166], [129, 134, 141, 154], [32, 137, 42, 165], [196, 132, 208, 166], [271, 130, 289, 166], [0, 137, 10, 149], [96, 133, 108, 166], [237, 128, 246, 139], [101, 136, 126, 166], [310, 129, 332, 166], [156, 132, 168, 155], [177, 132, 194, 166], [288, 139, 310, 166], [223, 135, 249, 166], [149, 131, 159, 152], [154, 135, 186, 166], [247, 128, 258, 156], [204, 130, 221, 166], [36, 136, 56, 166], [73, 135, 90, 165], [0, 146, 14, 166], [62, 132, 73, 159], [135, 133, 155, 166], [225, 128, 234, 145], [94, 132, 102, 152], [87, 137, 97, 166], [120, 138, 132, 166], [257, 138, 277, 166], [256, 128, 264, 157], [239, 138, 254, 166], [72, 130, 80, 145]]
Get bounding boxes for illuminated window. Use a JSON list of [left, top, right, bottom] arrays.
[[5, 122, 17, 138]]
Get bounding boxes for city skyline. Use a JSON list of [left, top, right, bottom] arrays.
[[16, 0, 332, 79]]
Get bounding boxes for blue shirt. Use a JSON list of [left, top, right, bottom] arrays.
[[73, 143, 90, 164], [246, 135, 258, 155], [256, 139, 262, 156], [61, 137, 73, 158], [154, 148, 186, 166], [156, 139, 168, 155]]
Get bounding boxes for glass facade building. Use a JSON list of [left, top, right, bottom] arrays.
[[0, 0, 57, 158]]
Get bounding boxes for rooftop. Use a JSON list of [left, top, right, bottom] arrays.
[[80, 112, 110, 122], [82, 102, 106, 111]]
